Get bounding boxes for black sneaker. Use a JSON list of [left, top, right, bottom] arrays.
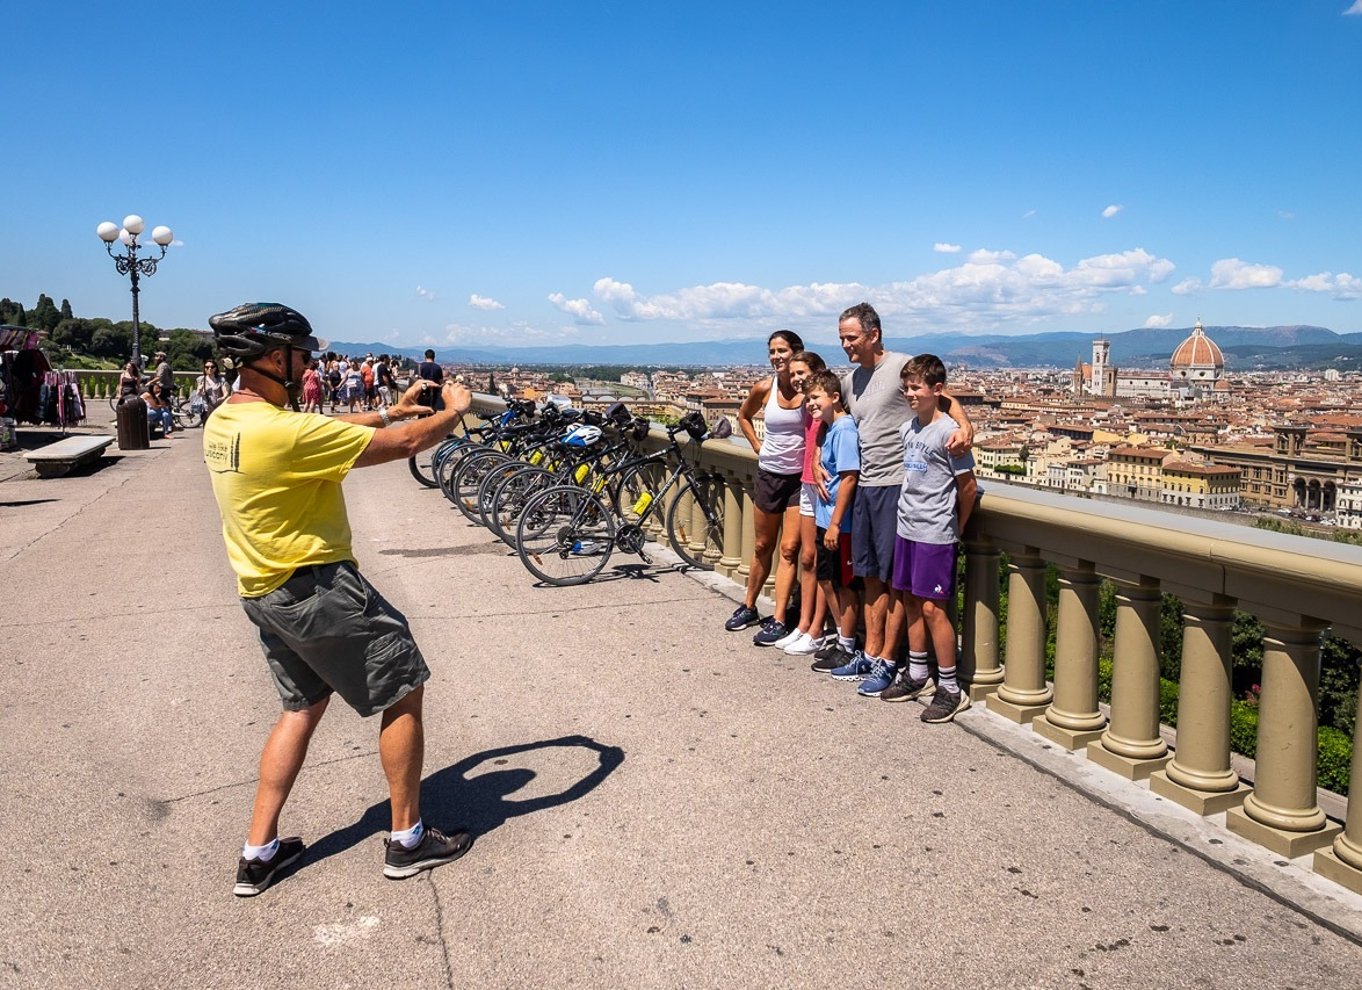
[[921, 686, 971, 723], [752, 618, 788, 647], [233, 836, 305, 897], [810, 644, 852, 673], [881, 674, 934, 703], [383, 826, 474, 879], [724, 604, 761, 631]]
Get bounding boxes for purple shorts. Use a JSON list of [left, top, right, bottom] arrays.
[[890, 538, 957, 601]]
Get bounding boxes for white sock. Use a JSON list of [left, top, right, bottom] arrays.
[[839, 635, 856, 652], [938, 664, 959, 693], [242, 837, 279, 862], [392, 819, 425, 849], [908, 651, 931, 682]]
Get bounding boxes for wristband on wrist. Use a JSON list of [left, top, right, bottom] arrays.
[[379, 407, 392, 428]]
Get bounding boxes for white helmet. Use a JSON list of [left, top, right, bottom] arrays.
[[562, 424, 603, 448]]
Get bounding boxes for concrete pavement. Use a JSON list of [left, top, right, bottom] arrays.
[[4, 429, 1362, 988]]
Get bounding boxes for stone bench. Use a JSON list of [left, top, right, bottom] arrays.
[[23, 435, 115, 478]]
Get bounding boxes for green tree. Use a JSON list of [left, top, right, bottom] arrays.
[[31, 294, 61, 332], [60, 298, 73, 320]]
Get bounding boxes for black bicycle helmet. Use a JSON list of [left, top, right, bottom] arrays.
[[208, 303, 328, 359]]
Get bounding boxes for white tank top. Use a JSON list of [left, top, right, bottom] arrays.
[[758, 375, 806, 475]]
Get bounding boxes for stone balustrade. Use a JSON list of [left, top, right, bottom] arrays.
[[467, 393, 1362, 894]]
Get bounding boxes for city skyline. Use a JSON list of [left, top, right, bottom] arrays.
[[7, 2, 1361, 350]]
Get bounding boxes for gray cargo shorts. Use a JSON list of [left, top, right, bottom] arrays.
[[241, 561, 430, 717]]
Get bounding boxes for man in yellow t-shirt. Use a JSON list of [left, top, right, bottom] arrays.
[[205, 302, 474, 897]]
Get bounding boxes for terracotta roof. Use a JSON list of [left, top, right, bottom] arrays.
[[1170, 321, 1224, 370]]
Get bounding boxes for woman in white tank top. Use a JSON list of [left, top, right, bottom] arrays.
[[725, 330, 810, 645]]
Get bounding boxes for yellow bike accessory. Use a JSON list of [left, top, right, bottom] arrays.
[[632, 491, 654, 515]]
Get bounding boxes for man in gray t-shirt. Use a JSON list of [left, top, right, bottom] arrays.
[[832, 302, 975, 685]]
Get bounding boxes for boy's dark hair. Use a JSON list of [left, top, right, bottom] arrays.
[[839, 302, 881, 338], [803, 370, 846, 411], [901, 353, 947, 387], [789, 349, 827, 373], [424, 348, 436, 360]]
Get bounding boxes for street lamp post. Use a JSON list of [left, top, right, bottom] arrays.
[[96, 214, 174, 370]]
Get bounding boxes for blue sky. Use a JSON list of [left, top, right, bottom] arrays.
[[7, 1, 1361, 351]]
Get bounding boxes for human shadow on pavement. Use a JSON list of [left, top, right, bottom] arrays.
[[304, 735, 624, 868]]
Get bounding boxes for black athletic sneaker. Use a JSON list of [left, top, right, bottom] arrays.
[[724, 604, 761, 632], [383, 826, 474, 879], [810, 644, 852, 673], [233, 836, 305, 897], [921, 686, 971, 723], [881, 674, 934, 704]]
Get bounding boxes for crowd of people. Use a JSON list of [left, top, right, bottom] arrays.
[[306, 353, 404, 414], [725, 302, 979, 725]]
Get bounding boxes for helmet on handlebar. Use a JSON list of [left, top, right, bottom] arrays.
[[679, 411, 708, 441], [562, 424, 603, 447]]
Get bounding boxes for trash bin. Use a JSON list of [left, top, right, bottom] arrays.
[[116, 397, 150, 451]]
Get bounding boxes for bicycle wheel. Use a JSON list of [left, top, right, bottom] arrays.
[[515, 486, 616, 586], [610, 462, 660, 526], [409, 442, 444, 488], [476, 458, 533, 530], [665, 476, 725, 570], [451, 449, 511, 524], [437, 441, 484, 501], [490, 466, 558, 547]]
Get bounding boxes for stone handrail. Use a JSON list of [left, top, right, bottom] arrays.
[[467, 393, 1362, 895]]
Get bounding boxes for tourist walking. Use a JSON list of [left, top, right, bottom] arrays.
[[204, 302, 474, 897]]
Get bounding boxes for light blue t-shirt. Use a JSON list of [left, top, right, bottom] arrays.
[[896, 413, 975, 544], [814, 416, 860, 531]]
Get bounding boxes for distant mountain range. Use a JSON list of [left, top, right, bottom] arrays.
[[329, 324, 1362, 371]]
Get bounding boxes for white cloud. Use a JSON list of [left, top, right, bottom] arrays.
[[420, 335, 438, 346], [171, 239, 185, 248], [1278, 210, 1296, 221], [1346, 1, 1362, 15], [416, 285, 438, 302], [1208, 257, 1284, 290], [585, 246, 1178, 330], [933, 242, 962, 254], [1022, 209, 1037, 219], [1171, 278, 1202, 296], [547, 292, 604, 325], [1102, 204, 1123, 219], [1289, 272, 1362, 300], [1144, 313, 1174, 328], [469, 293, 504, 311]]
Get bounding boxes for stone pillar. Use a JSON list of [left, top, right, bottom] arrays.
[[1034, 565, 1106, 749], [718, 474, 743, 579], [989, 552, 1051, 723], [1087, 580, 1171, 780], [736, 486, 756, 587], [1315, 683, 1362, 893], [688, 479, 715, 564], [1150, 603, 1250, 814], [641, 463, 666, 539], [1228, 622, 1341, 857], [961, 542, 1002, 702]]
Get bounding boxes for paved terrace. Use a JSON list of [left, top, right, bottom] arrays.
[[4, 431, 1362, 989]]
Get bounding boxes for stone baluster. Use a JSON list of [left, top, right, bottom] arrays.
[[989, 552, 1051, 722], [718, 473, 743, 580], [1087, 579, 1171, 780], [642, 462, 666, 539], [1228, 621, 1341, 857], [687, 478, 714, 564], [1316, 673, 1362, 892], [960, 541, 1002, 701], [1034, 564, 1106, 749], [736, 486, 756, 587], [1150, 602, 1250, 814]]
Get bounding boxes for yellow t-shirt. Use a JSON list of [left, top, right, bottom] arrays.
[[204, 400, 376, 598]]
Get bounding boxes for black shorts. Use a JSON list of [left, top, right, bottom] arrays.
[[754, 468, 802, 514], [815, 528, 860, 589]]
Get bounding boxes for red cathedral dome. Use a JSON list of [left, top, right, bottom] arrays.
[[1170, 319, 1224, 381]]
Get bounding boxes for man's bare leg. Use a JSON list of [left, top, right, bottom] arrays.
[[380, 686, 425, 832], [862, 575, 889, 658], [247, 696, 330, 846]]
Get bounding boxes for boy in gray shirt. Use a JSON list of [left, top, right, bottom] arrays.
[[883, 354, 978, 722]]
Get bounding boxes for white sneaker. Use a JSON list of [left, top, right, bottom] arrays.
[[771, 627, 805, 650], [784, 631, 820, 655]]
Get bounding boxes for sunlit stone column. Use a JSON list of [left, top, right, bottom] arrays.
[[736, 486, 756, 586], [1034, 565, 1106, 749], [718, 474, 743, 579], [1087, 580, 1171, 780], [1316, 683, 1362, 892], [1228, 622, 1341, 857], [686, 480, 712, 562], [1151, 602, 1249, 814], [961, 541, 1002, 702], [642, 463, 666, 539], [989, 552, 1051, 723]]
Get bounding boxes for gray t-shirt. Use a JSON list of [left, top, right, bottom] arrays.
[[842, 351, 911, 488], [896, 413, 976, 544]]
